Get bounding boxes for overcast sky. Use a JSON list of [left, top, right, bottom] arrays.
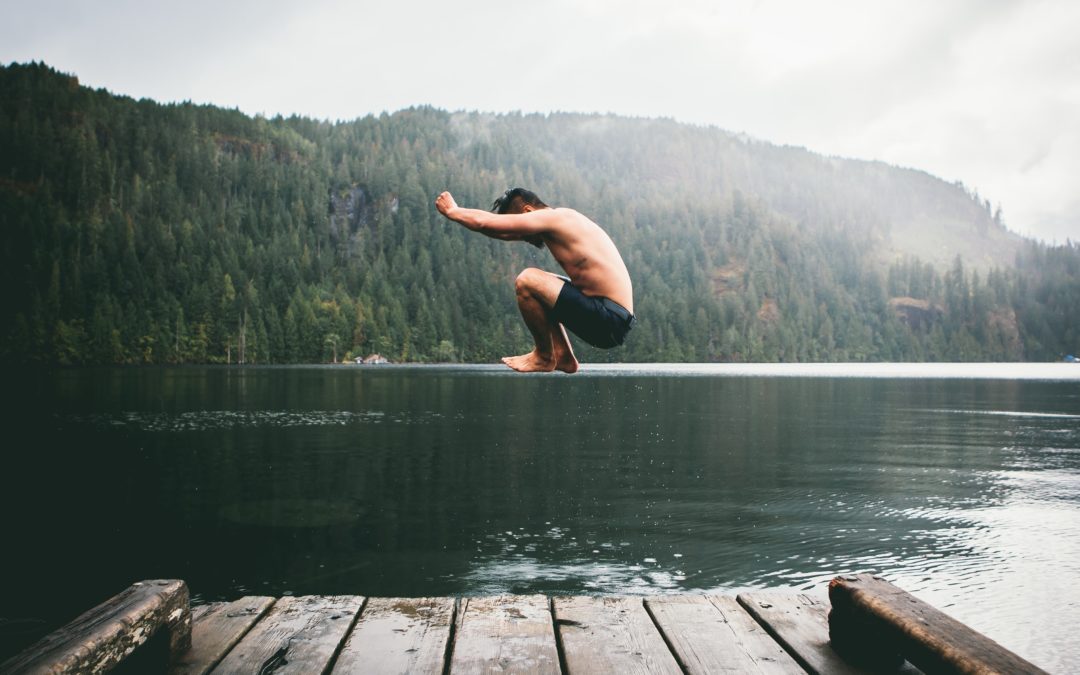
[[4, 0, 1078, 243]]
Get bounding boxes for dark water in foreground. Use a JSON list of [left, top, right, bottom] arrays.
[[2, 364, 1079, 671]]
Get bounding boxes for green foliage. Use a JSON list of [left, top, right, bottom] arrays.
[[1, 62, 1078, 364]]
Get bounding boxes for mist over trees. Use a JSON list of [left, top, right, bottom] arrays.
[[1, 62, 1077, 365]]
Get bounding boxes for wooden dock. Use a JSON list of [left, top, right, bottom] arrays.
[[2, 575, 1050, 674], [176, 592, 846, 675]]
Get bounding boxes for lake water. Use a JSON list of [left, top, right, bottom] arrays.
[[2, 363, 1079, 671]]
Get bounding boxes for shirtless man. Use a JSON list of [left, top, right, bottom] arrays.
[[435, 187, 634, 373]]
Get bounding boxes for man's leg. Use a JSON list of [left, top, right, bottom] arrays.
[[551, 322, 578, 374], [502, 268, 579, 373]]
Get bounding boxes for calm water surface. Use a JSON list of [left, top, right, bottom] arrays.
[[2, 364, 1079, 671]]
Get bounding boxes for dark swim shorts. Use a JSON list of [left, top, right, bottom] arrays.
[[551, 278, 635, 349]]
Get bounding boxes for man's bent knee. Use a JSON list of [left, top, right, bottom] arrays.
[[515, 268, 546, 293], [515, 268, 564, 307]]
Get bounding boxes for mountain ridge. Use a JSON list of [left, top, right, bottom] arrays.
[[0, 61, 1076, 364]]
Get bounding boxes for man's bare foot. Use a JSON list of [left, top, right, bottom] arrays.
[[501, 350, 557, 372]]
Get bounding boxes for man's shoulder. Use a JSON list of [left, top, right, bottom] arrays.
[[551, 207, 590, 225]]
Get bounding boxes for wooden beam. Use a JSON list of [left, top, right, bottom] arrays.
[[554, 596, 681, 674], [646, 595, 803, 674], [449, 595, 559, 674], [330, 597, 454, 674], [0, 579, 191, 675], [209, 595, 363, 675], [737, 591, 921, 675], [828, 574, 1049, 675], [170, 596, 276, 675]]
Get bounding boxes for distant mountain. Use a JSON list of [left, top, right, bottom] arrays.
[[1, 62, 1076, 364], [473, 113, 1025, 271]]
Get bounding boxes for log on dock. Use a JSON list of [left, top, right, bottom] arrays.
[[828, 573, 1049, 675], [0, 579, 190, 674]]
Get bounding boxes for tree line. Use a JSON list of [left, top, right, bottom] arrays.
[[1, 62, 1077, 365]]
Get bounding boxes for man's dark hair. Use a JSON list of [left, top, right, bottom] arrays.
[[491, 187, 548, 214]]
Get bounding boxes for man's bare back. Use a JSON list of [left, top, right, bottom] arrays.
[[538, 208, 634, 313], [435, 188, 634, 372]]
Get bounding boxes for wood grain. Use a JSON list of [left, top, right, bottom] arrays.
[[330, 597, 454, 674], [209, 595, 363, 675], [737, 591, 897, 675], [449, 595, 558, 674], [554, 596, 681, 674], [170, 596, 276, 675], [646, 594, 803, 674]]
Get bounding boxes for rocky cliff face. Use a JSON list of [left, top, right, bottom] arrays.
[[888, 297, 943, 330], [329, 186, 370, 238]]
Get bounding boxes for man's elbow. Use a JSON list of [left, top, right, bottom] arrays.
[[473, 225, 510, 240], [468, 214, 496, 234]]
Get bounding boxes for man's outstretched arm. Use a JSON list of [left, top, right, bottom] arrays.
[[435, 191, 554, 241]]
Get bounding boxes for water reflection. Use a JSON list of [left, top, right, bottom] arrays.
[[58, 409, 451, 432], [2, 365, 1078, 671]]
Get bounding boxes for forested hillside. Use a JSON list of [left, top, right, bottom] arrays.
[[1, 62, 1077, 364]]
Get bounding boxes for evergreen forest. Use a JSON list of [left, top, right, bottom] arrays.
[[2, 62, 1078, 365]]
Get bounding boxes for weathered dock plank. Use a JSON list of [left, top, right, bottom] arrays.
[[646, 594, 803, 674], [209, 595, 363, 675], [0, 579, 190, 674], [330, 597, 454, 674], [737, 592, 899, 675], [449, 595, 559, 675], [554, 596, 681, 674], [170, 596, 276, 675], [829, 574, 1049, 675], [8, 579, 1053, 674]]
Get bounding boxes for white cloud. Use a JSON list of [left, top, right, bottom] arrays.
[[2, 0, 1078, 241]]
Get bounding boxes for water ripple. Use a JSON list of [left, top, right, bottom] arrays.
[[58, 409, 450, 431], [462, 523, 690, 594], [925, 408, 1080, 420]]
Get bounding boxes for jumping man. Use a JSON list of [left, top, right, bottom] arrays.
[[435, 188, 634, 373]]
